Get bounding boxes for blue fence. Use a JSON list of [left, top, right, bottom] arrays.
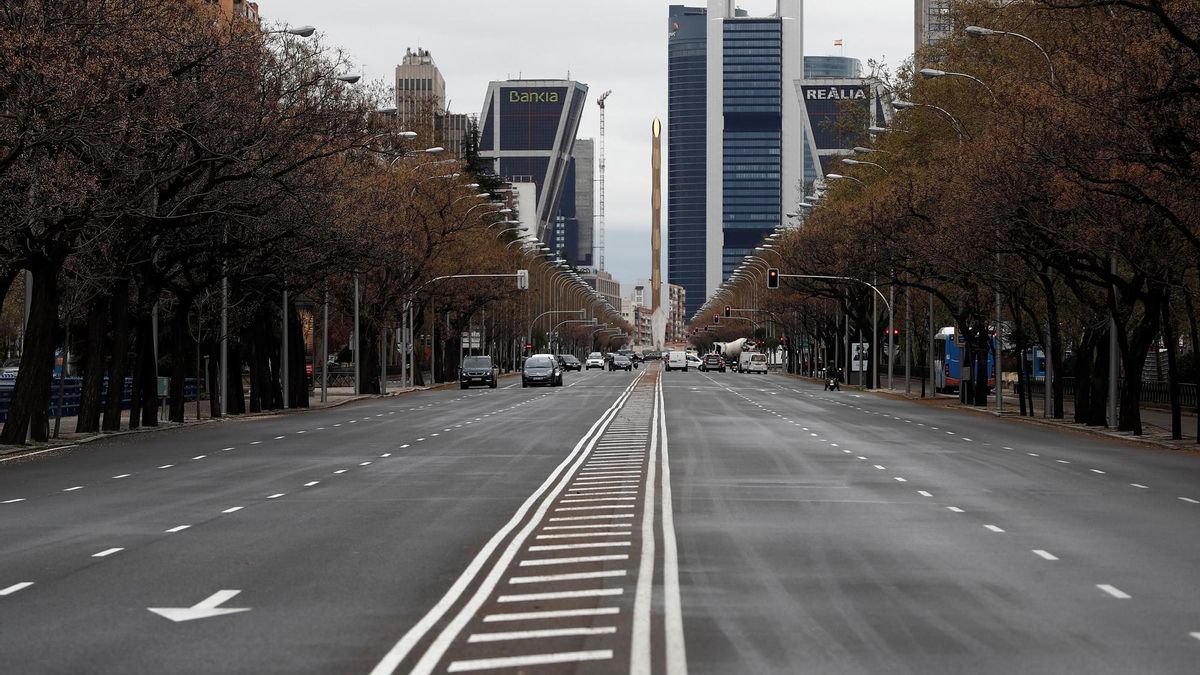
[[0, 378, 198, 422]]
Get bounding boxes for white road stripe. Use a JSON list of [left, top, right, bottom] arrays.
[[1033, 550, 1059, 561], [984, 524, 1005, 533], [305, 481, 319, 487], [519, 554, 631, 567], [509, 570, 627, 584], [497, 587, 623, 603], [192, 455, 206, 460], [334, 469, 347, 474], [165, 525, 191, 533], [158, 465, 173, 469], [112, 474, 132, 479], [467, 627, 617, 643], [92, 548, 123, 558], [536, 532, 631, 540], [559, 497, 638, 504], [483, 608, 619, 623], [1180, 497, 1200, 504], [1097, 584, 1131, 599], [549, 514, 635, 522], [2, 498, 25, 504], [917, 491, 933, 497], [0, 582, 34, 596], [1090, 469, 1106, 474], [267, 493, 285, 499], [1190, 632, 1200, 642], [63, 486, 83, 492], [447, 649, 613, 672], [874, 465, 886, 470], [222, 507, 243, 513], [656, 376, 687, 675], [1130, 483, 1149, 489], [947, 506, 965, 513], [528, 541, 632, 552], [894, 477, 907, 482]]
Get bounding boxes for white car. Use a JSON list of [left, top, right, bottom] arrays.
[[585, 352, 606, 370], [685, 354, 703, 370], [664, 351, 688, 372]]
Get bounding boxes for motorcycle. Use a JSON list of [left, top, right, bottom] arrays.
[[824, 377, 840, 391]]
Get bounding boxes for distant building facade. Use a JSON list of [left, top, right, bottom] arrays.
[[550, 139, 595, 269], [480, 79, 589, 242], [915, 0, 953, 50], [582, 270, 622, 315], [667, 284, 687, 343]]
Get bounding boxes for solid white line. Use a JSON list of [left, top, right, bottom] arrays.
[[467, 627, 617, 643], [0, 582, 34, 596], [918, 491, 933, 497], [548, 514, 635, 522], [537, 532, 632, 541], [566, 491, 638, 499], [543, 523, 633, 531], [528, 542, 631, 552], [482, 608, 619, 623], [1097, 584, 1131, 599], [165, 525, 191, 533], [222, 507, 243, 513], [1130, 483, 1149, 489], [498, 587, 623, 603], [984, 524, 1005, 533], [509, 570, 627, 584], [657, 375, 687, 675], [631, 377, 659, 675], [559, 497, 637, 504], [375, 375, 643, 675], [447, 649, 613, 672], [554, 505, 636, 512], [1033, 550, 1059, 561], [267, 493, 285, 499], [519, 554, 630, 567], [92, 548, 123, 558]]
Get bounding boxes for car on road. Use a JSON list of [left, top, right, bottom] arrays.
[[557, 354, 583, 371], [738, 351, 768, 374], [522, 354, 563, 387], [609, 355, 633, 371], [459, 355, 498, 389], [664, 351, 688, 372], [700, 354, 725, 372], [686, 354, 703, 370], [585, 352, 605, 370]]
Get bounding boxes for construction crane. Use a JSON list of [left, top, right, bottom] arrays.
[[596, 90, 612, 272]]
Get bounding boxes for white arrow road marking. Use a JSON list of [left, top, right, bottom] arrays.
[[148, 590, 251, 622]]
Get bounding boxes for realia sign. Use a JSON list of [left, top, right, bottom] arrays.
[[804, 86, 868, 101], [508, 90, 560, 104]]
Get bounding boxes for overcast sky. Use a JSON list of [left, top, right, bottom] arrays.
[[272, 1, 914, 288]]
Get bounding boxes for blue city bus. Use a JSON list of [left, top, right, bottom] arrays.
[[932, 327, 996, 394]]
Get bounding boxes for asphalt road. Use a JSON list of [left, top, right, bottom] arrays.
[[1, 364, 1198, 673]]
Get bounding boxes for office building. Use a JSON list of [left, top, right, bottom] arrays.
[[667, 2, 803, 315], [915, 0, 953, 49], [549, 139, 594, 269], [667, 284, 687, 344], [798, 56, 887, 189], [582, 270, 622, 315], [804, 56, 862, 79], [395, 48, 447, 134], [479, 79, 589, 242]]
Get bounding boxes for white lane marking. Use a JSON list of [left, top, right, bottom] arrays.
[[984, 525, 1005, 533], [158, 465, 174, 470], [962, 438, 973, 442], [305, 481, 319, 487], [559, 497, 638, 504], [416, 438, 426, 442], [112, 474, 132, 479], [946, 431, 955, 435], [267, 494, 285, 499], [274, 436, 285, 440], [0, 582, 34, 596], [447, 649, 613, 672], [1190, 632, 1200, 642], [192, 455, 206, 460], [1131, 483, 1149, 489], [1090, 469, 1106, 474], [894, 477, 907, 482], [1033, 550, 1059, 561], [1180, 497, 1200, 504], [549, 514, 635, 522], [497, 587, 624, 603], [1028, 453, 1040, 457], [843, 450, 852, 454], [1097, 584, 1131, 599], [519, 554, 630, 567], [2, 498, 26, 504], [873, 465, 886, 470], [63, 486, 84, 492], [93, 548, 123, 558], [400, 444, 410, 449], [333, 469, 348, 475], [1056, 459, 1070, 464], [222, 507, 243, 513], [483, 608, 619, 623], [360, 461, 373, 466], [374, 376, 643, 675], [381, 453, 392, 458], [250, 441, 262, 445], [509, 570, 626, 584], [554, 505, 636, 513], [297, 431, 306, 434], [165, 525, 191, 533], [528, 541, 632, 552], [467, 627, 617, 643], [566, 491, 638, 499], [918, 491, 933, 497], [856, 456, 868, 461], [656, 375, 687, 675], [947, 507, 965, 513], [1003, 446, 1014, 450]]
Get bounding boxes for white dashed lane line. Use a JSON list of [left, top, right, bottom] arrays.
[[165, 525, 191, 533], [1097, 584, 1131, 599], [1032, 549, 1059, 561], [222, 506, 243, 514], [0, 582, 34, 596], [92, 548, 123, 558]]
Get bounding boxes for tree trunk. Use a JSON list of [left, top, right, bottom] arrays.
[[207, 340, 221, 418], [136, 312, 159, 428], [1185, 285, 1200, 444], [0, 260, 62, 444], [1162, 292, 1182, 440], [102, 279, 131, 432], [168, 295, 193, 423], [226, 340, 246, 415], [1088, 326, 1110, 427], [75, 294, 110, 433], [288, 300, 309, 408], [359, 322, 380, 395]]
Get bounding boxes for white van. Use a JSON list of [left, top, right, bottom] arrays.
[[738, 351, 767, 374], [665, 351, 688, 372]]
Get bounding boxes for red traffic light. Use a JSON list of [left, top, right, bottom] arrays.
[[767, 268, 780, 289], [724, 305, 731, 318]]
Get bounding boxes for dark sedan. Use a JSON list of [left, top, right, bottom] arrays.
[[523, 354, 564, 387], [557, 354, 583, 371], [609, 355, 633, 371]]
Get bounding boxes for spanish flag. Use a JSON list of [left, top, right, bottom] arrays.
[[834, 39, 844, 47]]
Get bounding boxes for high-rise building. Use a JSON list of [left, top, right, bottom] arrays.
[[395, 48, 447, 132], [915, 0, 953, 50], [798, 56, 887, 189], [667, 5, 710, 317], [668, 2, 803, 315], [582, 270, 622, 315], [573, 139, 595, 269], [479, 80, 589, 241], [205, 0, 259, 21]]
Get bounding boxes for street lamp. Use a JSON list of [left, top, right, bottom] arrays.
[[825, 173, 865, 186], [919, 68, 998, 103], [267, 25, 317, 37], [965, 25, 1056, 84], [892, 100, 968, 140], [841, 158, 890, 174]]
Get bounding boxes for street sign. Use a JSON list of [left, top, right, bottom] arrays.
[[851, 342, 870, 372], [461, 331, 482, 349]]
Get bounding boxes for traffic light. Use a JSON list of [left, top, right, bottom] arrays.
[[524, 342, 533, 352], [724, 305, 731, 318], [713, 316, 720, 324], [767, 268, 780, 289], [516, 269, 529, 290]]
